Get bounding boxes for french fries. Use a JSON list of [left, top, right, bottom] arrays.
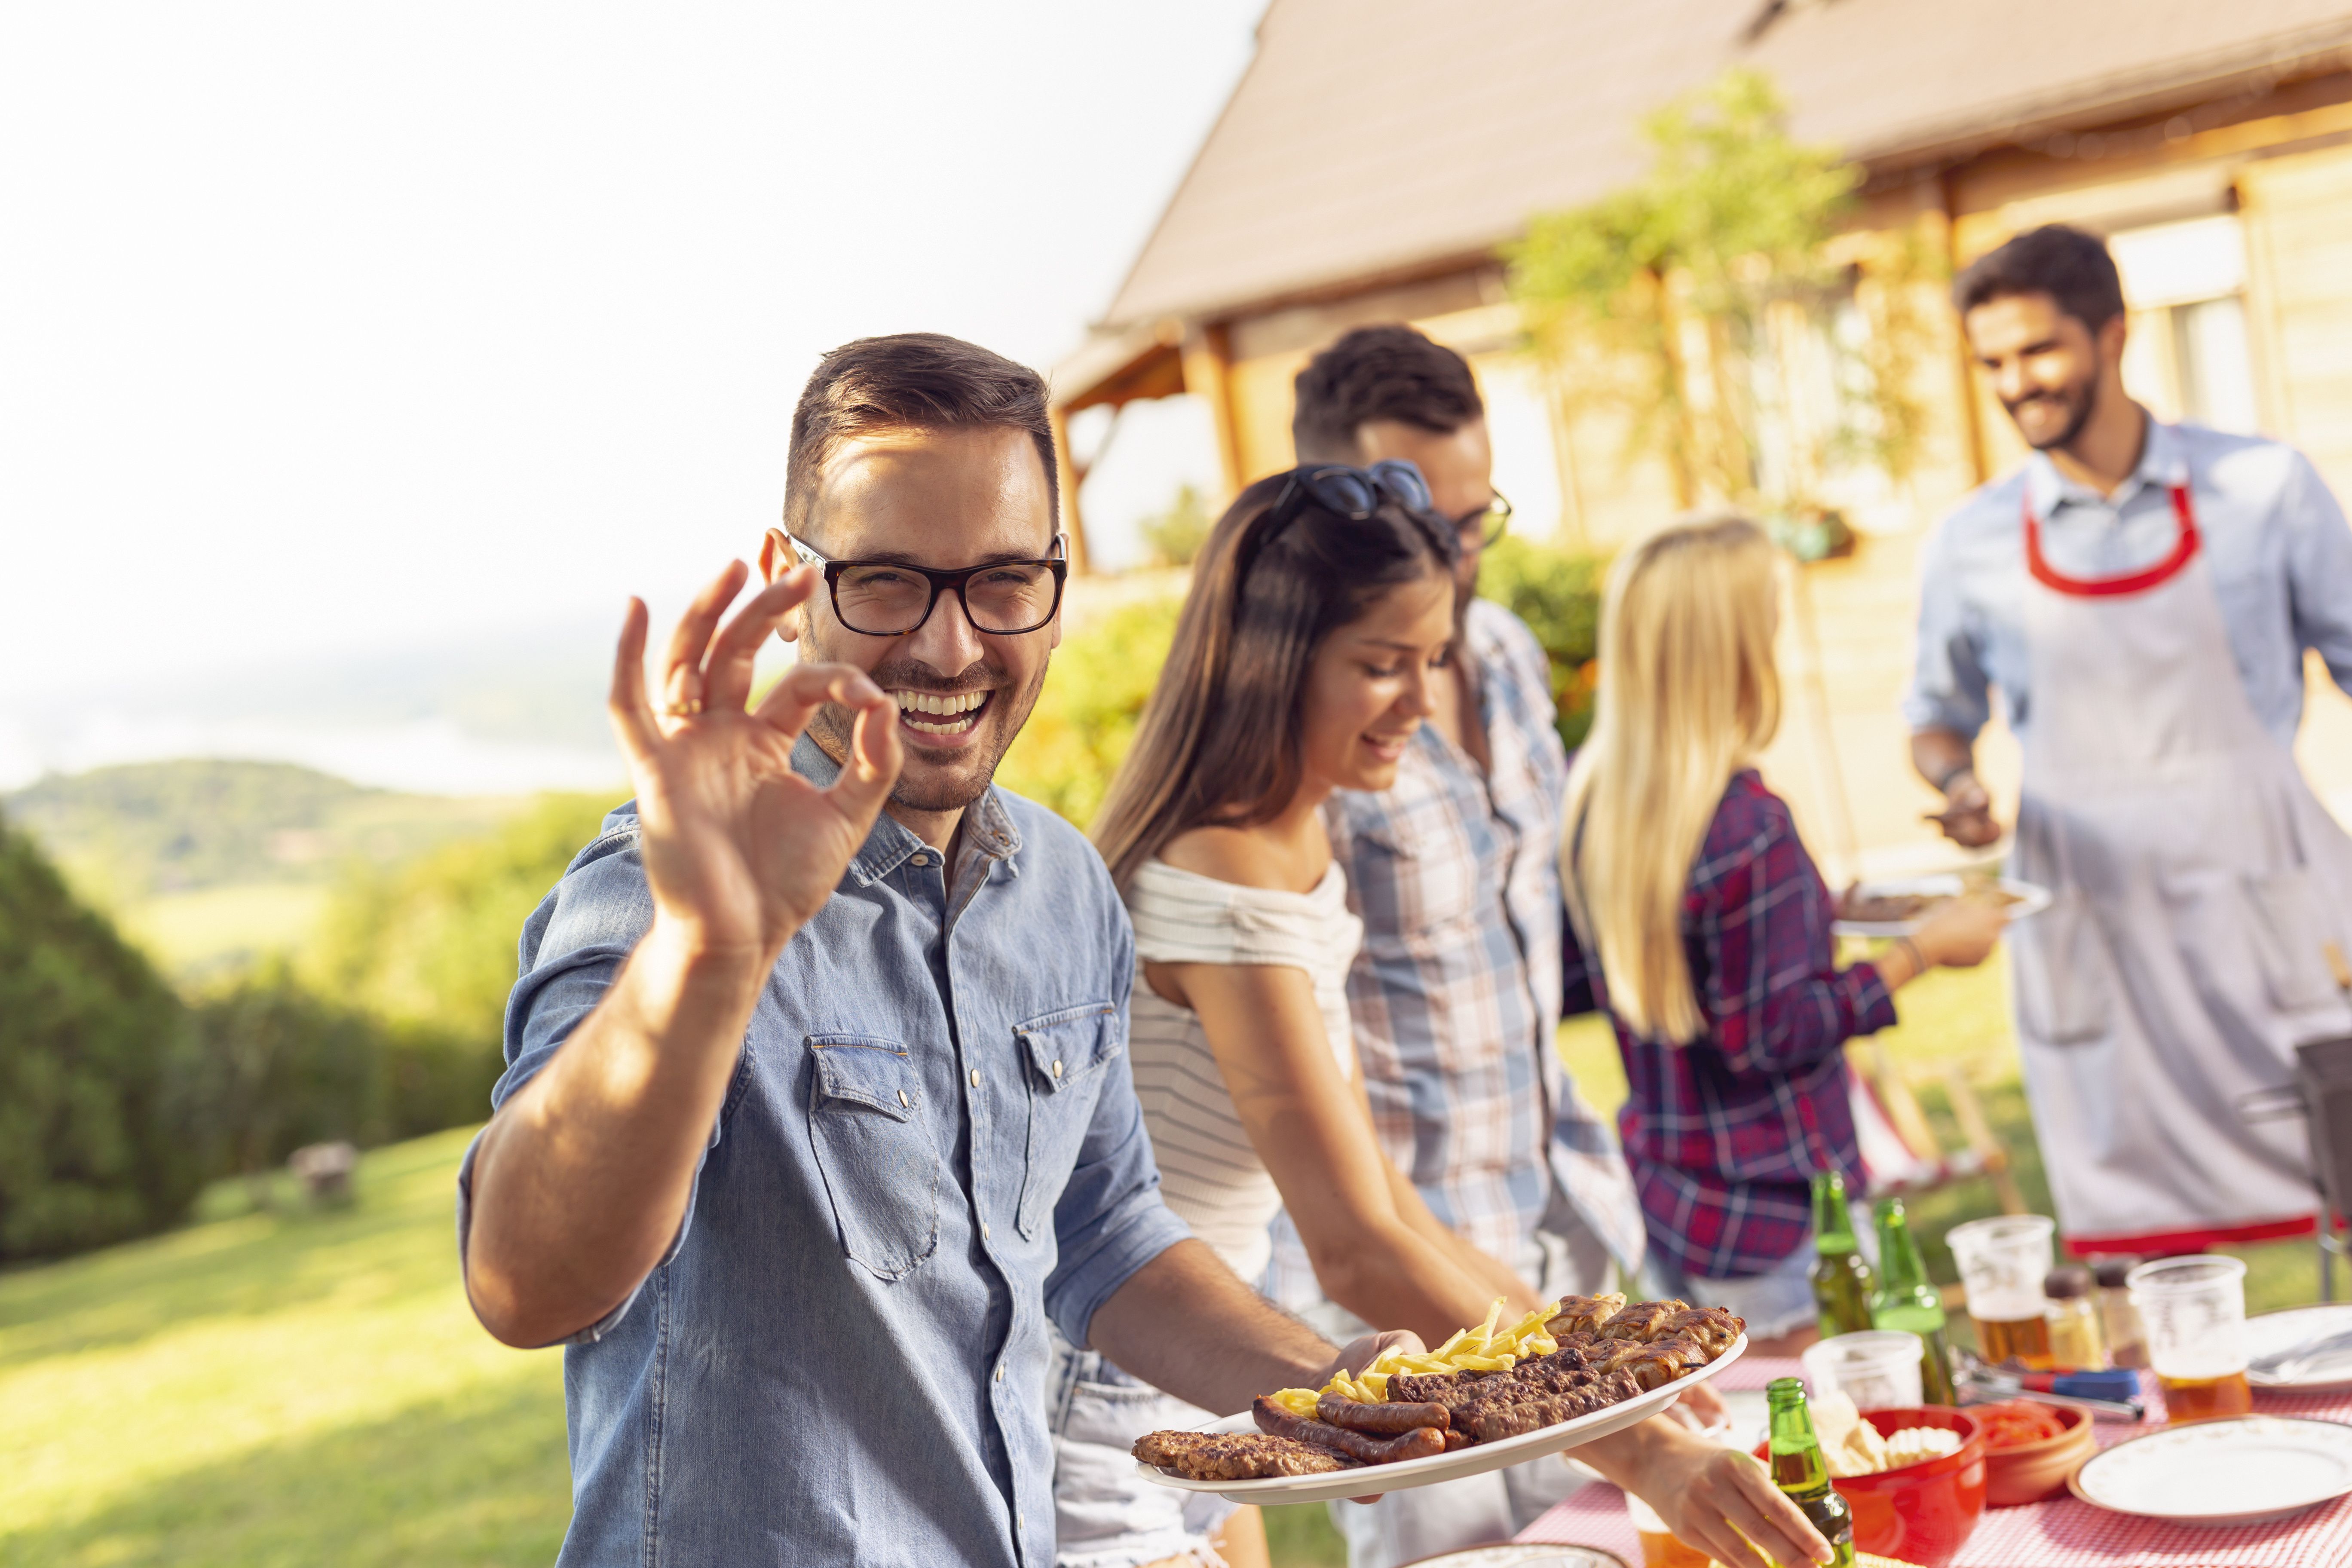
[[1301, 1298, 1567, 1406]]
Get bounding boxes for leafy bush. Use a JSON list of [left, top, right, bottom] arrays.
[[995, 594, 1182, 829], [0, 812, 210, 1260], [303, 792, 619, 1133], [1477, 538, 1607, 752], [189, 960, 391, 1172], [1138, 483, 1213, 568]]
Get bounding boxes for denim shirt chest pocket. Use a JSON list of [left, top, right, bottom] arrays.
[[1014, 1003, 1120, 1239], [805, 1035, 940, 1279]]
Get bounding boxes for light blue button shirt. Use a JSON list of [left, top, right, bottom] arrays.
[[456, 736, 1188, 1568], [1905, 417, 2352, 745]]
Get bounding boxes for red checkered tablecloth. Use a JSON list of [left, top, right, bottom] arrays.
[[1513, 1357, 2352, 1567]]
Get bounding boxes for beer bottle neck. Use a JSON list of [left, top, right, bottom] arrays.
[[1766, 1381, 1833, 1496]]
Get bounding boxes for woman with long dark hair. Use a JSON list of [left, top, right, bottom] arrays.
[[1051, 473, 1832, 1568]]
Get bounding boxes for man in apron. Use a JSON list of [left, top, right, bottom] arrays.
[[1908, 223, 2352, 1255]]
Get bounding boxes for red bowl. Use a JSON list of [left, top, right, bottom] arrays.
[[1753, 1406, 1986, 1568]]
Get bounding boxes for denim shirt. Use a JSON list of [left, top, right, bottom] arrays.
[[1905, 418, 2352, 745], [456, 736, 1188, 1568]]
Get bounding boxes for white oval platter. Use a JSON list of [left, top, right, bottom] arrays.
[[2067, 1415, 2352, 1524], [1831, 876, 2051, 939], [1134, 1334, 1746, 1505]]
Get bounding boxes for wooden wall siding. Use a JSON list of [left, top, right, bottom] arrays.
[[2242, 142, 2352, 505]]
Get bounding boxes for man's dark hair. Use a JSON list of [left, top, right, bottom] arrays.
[[1292, 325, 1484, 462], [785, 332, 1059, 534], [1953, 224, 2127, 334]]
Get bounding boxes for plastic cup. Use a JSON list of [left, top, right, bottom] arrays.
[[2128, 1255, 2251, 1424], [1803, 1329, 1927, 1411], [1947, 1215, 2056, 1363]]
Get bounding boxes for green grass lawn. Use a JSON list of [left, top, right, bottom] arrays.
[[5, 957, 2337, 1568], [0, 1127, 570, 1567]]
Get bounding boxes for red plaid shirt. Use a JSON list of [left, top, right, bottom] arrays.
[[1564, 770, 1895, 1279]]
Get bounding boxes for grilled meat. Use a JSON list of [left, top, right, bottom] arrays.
[[1655, 1305, 1743, 1355], [1544, 1293, 1628, 1337], [1460, 1370, 1645, 1443], [1318, 1393, 1449, 1434], [1254, 1396, 1448, 1464], [1133, 1429, 1359, 1480], [1597, 1298, 1689, 1342]]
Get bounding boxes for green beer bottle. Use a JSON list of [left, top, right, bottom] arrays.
[[1767, 1377, 1858, 1568], [1870, 1196, 1958, 1406], [1808, 1169, 1876, 1340]]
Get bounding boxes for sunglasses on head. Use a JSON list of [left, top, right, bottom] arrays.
[[1267, 460, 1434, 526]]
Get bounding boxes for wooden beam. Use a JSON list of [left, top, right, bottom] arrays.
[[1046, 404, 1092, 576], [1180, 323, 1245, 509]]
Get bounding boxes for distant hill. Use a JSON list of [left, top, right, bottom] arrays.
[[1, 760, 533, 977]]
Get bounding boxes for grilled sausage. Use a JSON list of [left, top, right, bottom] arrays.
[[1317, 1393, 1449, 1435], [1253, 1397, 1449, 1464]]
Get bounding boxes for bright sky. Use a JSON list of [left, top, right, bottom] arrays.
[[0, 3, 1255, 790]]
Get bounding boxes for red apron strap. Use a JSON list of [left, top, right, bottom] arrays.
[[2024, 483, 2199, 597]]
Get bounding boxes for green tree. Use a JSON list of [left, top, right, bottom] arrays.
[[303, 793, 618, 1134], [0, 811, 209, 1260], [190, 961, 392, 1176], [1507, 68, 1929, 510], [1138, 483, 1213, 568]]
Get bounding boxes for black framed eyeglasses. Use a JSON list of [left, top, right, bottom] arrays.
[[788, 533, 1069, 636], [1457, 488, 1511, 548]]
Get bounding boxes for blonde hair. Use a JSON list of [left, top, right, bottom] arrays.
[[1561, 514, 1782, 1043]]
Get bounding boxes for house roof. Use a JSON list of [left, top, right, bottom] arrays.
[[1097, 0, 2352, 332]]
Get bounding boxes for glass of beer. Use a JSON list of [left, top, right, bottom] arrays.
[[2128, 1255, 2252, 1424], [1947, 1215, 2056, 1368]]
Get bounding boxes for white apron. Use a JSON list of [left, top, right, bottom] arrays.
[[2007, 479, 2352, 1251]]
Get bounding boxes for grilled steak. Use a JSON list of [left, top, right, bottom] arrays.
[[1318, 1393, 1449, 1434], [1133, 1429, 1360, 1480]]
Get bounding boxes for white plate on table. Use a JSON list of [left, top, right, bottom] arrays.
[[1395, 1547, 1629, 1568], [1136, 1335, 1746, 1505], [2246, 1303, 2352, 1390], [2067, 1416, 2352, 1524], [1831, 875, 2051, 938]]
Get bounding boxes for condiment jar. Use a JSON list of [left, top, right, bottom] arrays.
[[2092, 1256, 2148, 1369], [2044, 1265, 2106, 1370]]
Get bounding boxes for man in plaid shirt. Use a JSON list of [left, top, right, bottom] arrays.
[[1280, 326, 1657, 1566]]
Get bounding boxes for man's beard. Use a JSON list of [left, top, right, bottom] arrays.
[[804, 649, 1048, 815], [2006, 364, 2101, 452]]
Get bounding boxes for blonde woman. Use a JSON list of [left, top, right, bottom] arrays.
[[1560, 515, 2005, 1353]]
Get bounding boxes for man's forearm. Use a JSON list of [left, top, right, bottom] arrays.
[[1085, 1240, 1335, 1416], [1911, 727, 1975, 792], [465, 918, 768, 1346]]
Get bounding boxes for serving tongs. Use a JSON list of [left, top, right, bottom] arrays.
[[1955, 1352, 2144, 1421]]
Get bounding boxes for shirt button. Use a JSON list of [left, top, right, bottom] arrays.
[[1051, 1060, 1063, 1078], [1017, 1511, 1026, 1531], [909, 852, 929, 867], [982, 1221, 991, 1240], [970, 1068, 981, 1087], [996, 1365, 1004, 1382], [897, 1090, 909, 1107]]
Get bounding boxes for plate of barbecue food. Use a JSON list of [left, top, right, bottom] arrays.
[[1132, 1293, 1746, 1504], [1832, 874, 2048, 938]]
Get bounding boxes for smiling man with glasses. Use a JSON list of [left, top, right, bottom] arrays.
[[459, 332, 1412, 1568]]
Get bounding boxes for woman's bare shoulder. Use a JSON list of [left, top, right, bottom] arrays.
[[1157, 826, 1304, 892]]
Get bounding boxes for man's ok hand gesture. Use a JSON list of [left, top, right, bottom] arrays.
[[609, 560, 902, 969]]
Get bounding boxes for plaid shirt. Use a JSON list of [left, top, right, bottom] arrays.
[[1281, 599, 1647, 1295], [1566, 769, 1894, 1280]]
